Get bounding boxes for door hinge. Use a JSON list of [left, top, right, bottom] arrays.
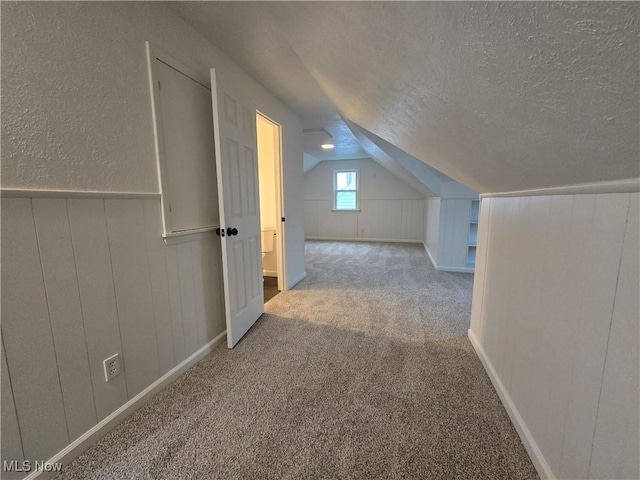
[[281, 217, 285, 222]]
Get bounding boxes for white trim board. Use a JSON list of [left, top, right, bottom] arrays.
[[423, 242, 438, 269], [24, 332, 227, 480], [263, 270, 278, 277], [468, 329, 554, 480], [287, 271, 307, 290], [481, 178, 639, 199], [306, 236, 423, 244], [423, 242, 474, 274], [0, 189, 161, 199], [162, 227, 218, 246]]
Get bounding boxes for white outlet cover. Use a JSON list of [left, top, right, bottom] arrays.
[[103, 353, 121, 382]]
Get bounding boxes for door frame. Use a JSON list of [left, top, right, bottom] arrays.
[[145, 41, 216, 237], [256, 111, 287, 292]]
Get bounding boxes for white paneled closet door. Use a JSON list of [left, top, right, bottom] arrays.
[[210, 68, 264, 348]]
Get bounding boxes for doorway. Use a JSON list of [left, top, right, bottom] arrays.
[[256, 112, 285, 302]]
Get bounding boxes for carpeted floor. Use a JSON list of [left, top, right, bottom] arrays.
[[58, 241, 538, 479]]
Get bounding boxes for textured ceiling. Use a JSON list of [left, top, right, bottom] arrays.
[[168, 2, 368, 162], [170, 2, 639, 194]]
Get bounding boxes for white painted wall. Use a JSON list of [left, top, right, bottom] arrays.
[[423, 197, 477, 272], [469, 191, 639, 480], [257, 115, 278, 276], [424, 197, 440, 264], [1, 1, 305, 472], [304, 159, 425, 242], [1, 1, 305, 286], [303, 153, 321, 173]]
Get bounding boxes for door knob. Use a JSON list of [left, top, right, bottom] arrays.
[[227, 227, 238, 236]]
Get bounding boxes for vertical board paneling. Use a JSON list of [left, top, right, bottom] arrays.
[[165, 246, 187, 363], [358, 199, 402, 239], [438, 199, 471, 267], [67, 199, 128, 419], [480, 198, 508, 376], [190, 239, 208, 347], [400, 199, 424, 240], [495, 198, 522, 380], [540, 194, 596, 474], [142, 199, 175, 375], [590, 193, 639, 480], [1, 338, 24, 464], [177, 242, 200, 356], [32, 199, 97, 440], [203, 236, 226, 341], [305, 197, 426, 242], [105, 199, 160, 398], [512, 196, 552, 425], [558, 193, 630, 480], [527, 196, 575, 460], [504, 197, 535, 397], [471, 191, 636, 480], [469, 197, 491, 336], [498, 197, 525, 393], [0, 198, 69, 460]]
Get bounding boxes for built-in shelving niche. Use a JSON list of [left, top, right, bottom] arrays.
[[466, 200, 479, 268]]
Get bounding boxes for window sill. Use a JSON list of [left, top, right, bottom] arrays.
[[332, 209, 361, 212]]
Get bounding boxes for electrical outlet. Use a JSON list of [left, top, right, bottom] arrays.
[[103, 353, 122, 382]]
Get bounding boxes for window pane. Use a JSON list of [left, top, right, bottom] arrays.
[[336, 171, 356, 190], [336, 191, 357, 210]]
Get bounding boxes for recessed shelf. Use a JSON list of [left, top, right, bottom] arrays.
[[466, 202, 479, 271]]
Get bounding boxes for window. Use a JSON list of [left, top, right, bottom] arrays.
[[333, 169, 359, 211]]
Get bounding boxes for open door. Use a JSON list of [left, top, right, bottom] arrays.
[[210, 68, 264, 347]]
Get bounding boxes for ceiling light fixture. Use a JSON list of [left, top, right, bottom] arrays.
[[304, 127, 334, 151]]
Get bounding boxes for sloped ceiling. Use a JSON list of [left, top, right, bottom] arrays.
[[170, 2, 639, 194]]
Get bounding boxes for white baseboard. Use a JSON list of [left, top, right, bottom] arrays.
[[25, 331, 227, 480], [306, 236, 423, 244], [467, 329, 554, 480], [288, 271, 307, 289], [423, 243, 474, 273], [423, 242, 438, 269], [262, 270, 277, 277], [437, 265, 475, 273]]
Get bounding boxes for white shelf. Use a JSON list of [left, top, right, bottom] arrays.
[[467, 200, 479, 270]]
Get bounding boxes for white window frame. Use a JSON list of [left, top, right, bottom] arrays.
[[333, 169, 360, 211]]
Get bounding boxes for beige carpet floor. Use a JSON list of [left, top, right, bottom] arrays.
[[58, 241, 538, 479]]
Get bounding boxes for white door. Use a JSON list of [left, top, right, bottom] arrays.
[[210, 68, 264, 348]]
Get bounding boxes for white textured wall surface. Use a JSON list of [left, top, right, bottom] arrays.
[[304, 159, 424, 242], [469, 192, 639, 480]]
